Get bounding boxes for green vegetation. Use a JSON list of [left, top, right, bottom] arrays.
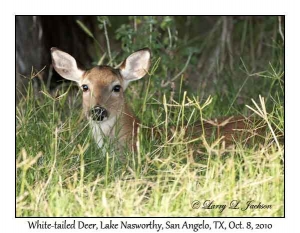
[[16, 16, 284, 217]]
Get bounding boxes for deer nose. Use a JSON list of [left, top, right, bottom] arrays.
[[91, 106, 108, 121]]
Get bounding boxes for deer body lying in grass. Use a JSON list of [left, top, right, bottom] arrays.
[[51, 48, 266, 155]]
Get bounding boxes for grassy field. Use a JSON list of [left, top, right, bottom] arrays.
[[16, 16, 284, 217], [16, 73, 284, 217]]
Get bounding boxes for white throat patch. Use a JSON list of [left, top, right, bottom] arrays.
[[90, 116, 117, 151]]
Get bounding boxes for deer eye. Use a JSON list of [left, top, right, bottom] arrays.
[[112, 85, 121, 92], [82, 84, 89, 92]]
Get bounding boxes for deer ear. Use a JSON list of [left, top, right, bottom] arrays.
[[51, 47, 84, 83], [120, 48, 151, 83]]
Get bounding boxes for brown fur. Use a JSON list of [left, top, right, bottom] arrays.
[[80, 67, 124, 117], [149, 115, 268, 149], [187, 115, 267, 145], [81, 66, 139, 151]]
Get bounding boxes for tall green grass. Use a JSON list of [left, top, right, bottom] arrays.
[[16, 67, 283, 217]]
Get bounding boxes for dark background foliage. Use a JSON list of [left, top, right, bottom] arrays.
[[16, 16, 284, 114]]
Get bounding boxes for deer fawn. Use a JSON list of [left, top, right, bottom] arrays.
[[51, 48, 269, 155]]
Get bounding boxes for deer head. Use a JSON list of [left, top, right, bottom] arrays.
[[51, 48, 151, 123]]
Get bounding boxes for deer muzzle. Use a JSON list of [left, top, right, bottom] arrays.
[[90, 106, 108, 121]]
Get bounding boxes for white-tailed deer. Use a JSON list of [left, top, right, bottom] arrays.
[[51, 48, 150, 153], [51, 48, 271, 155]]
